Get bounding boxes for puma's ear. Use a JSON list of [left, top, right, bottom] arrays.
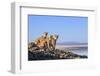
[[55, 35, 58, 39], [57, 35, 59, 38], [43, 32, 48, 35]]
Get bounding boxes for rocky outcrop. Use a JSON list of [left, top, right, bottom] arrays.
[[28, 42, 87, 60]]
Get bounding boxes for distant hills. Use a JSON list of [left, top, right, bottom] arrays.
[[57, 42, 88, 45]]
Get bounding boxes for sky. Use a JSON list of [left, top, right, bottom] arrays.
[[28, 15, 88, 43]]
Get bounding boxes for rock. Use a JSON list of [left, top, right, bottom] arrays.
[[28, 49, 87, 60], [28, 42, 88, 60], [28, 42, 37, 49]]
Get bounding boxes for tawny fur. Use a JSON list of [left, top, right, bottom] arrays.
[[33, 32, 59, 51], [34, 32, 48, 51], [48, 35, 59, 50]]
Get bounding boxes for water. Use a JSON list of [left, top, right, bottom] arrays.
[[56, 45, 88, 56], [68, 49, 88, 56]]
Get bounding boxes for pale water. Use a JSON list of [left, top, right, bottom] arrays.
[[56, 45, 88, 56], [67, 49, 88, 56]]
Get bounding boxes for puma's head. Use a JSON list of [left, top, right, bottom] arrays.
[[42, 32, 48, 38], [52, 34, 59, 40]]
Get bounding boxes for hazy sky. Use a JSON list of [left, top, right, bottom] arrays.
[[28, 15, 88, 43]]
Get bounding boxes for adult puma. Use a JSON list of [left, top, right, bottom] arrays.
[[34, 32, 48, 51], [48, 34, 59, 50]]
